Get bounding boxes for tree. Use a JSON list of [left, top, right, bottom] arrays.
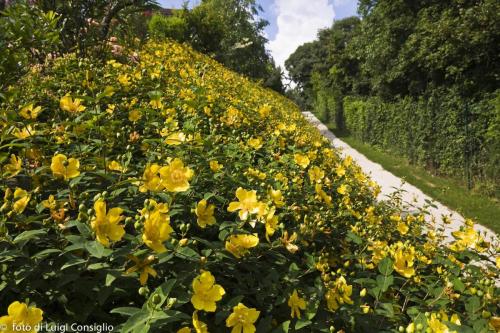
[[0, 1, 61, 87], [36, 0, 158, 55], [147, 0, 282, 92]]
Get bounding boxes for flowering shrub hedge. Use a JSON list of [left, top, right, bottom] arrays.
[[0, 41, 498, 332]]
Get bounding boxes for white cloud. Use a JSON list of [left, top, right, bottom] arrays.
[[268, 0, 335, 70]]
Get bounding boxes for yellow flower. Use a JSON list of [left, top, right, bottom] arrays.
[[335, 164, 346, 177], [141, 200, 173, 253], [225, 234, 259, 258], [128, 109, 142, 122], [247, 137, 263, 149], [125, 254, 158, 285], [308, 166, 324, 183], [41, 194, 57, 211], [118, 74, 131, 86], [392, 242, 416, 278], [0, 301, 43, 333], [268, 188, 284, 207], [265, 207, 279, 241], [397, 221, 409, 235], [107, 160, 124, 172], [195, 199, 216, 228], [150, 98, 163, 109], [227, 187, 260, 220], [177, 328, 191, 333], [191, 270, 226, 312], [209, 160, 223, 172], [281, 231, 299, 254], [12, 125, 35, 139], [90, 199, 125, 247], [427, 313, 456, 333], [221, 106, 241, 126], [105, 104, 116, 114], [165, 132, 186, 145], [337, 184, 348, 195], [325, 276, 353, 311], [258, 104, 271, 118], [288, 289, 306, 319], [226, 303, 260, 333], [139, 163, 162, 192], [315, 184, 332, 207], [368, 241, 387, 266], [294, 153, 310, 169], [158, 158, 194, 192], [192, 311, 208, 333], [3, 154, 22, 178], [60, 95, 86, 113], [19, 103, 42, 120], [450, 223, 485, 252], [51, 154, 80, 180], [12, 188, 30, 214], [496, 257, 500, 269]]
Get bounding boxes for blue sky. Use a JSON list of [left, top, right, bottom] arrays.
[[158, 0, 358, 68]]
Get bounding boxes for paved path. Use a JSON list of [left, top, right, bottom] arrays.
[[303, 111, 497, 243]]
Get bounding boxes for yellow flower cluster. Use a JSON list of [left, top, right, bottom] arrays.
[[140, 159, 194, 193], [2, 39, 498, 332]]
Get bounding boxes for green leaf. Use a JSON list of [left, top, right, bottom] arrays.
[[61, 258, 86, 270], [375, 303, 395, 317], [32, 248, 61, 260], [465, 296, 480, 315], [226, 295, 245, 308], [175, 246, 200, 261], [295, 319, 312, 330], [376, 274, 393, 293], [13, 229, 46, 244], [110, 307, 141, 317], [146, 279, 177, 310], [452, 278, 465, 292], [85, 241, 112, 258], [105, 273, 118, 287], [121, 310, 151, 333], [346, 231, 362, 244], [377, 257, 394, 276], [271, 320, 290, 333]]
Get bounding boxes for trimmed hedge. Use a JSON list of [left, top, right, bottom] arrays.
[[343, 89, 500, 195]]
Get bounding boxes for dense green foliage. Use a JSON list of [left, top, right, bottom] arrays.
[[0, 0, 157, 91], [0, 38, 498, 333], [285, 0, 500, 193], [147, 0, 284, 93], [343, 90, 500, 195], [0, 1, 60, 87]]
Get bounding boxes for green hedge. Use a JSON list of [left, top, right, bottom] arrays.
[[342, 89, 500, 194]]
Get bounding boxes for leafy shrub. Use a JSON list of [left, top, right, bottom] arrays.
[[342, 90, 500, 194], [0, 2, 60, 88], [0, 41, 498, 332], [148, 12, 188, 42]]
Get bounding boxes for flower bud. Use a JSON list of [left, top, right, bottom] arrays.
[[152, 294, 162, 305]]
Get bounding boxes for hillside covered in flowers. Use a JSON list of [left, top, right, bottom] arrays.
[[0, 41, 498, 332]]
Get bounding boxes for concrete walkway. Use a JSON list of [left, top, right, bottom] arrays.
[[303, 111, 498, 243]]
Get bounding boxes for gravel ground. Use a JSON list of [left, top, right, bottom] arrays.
[[303, 111, 498, 243]]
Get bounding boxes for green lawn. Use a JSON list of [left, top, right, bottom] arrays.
[[319, 120, 499, 235]]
